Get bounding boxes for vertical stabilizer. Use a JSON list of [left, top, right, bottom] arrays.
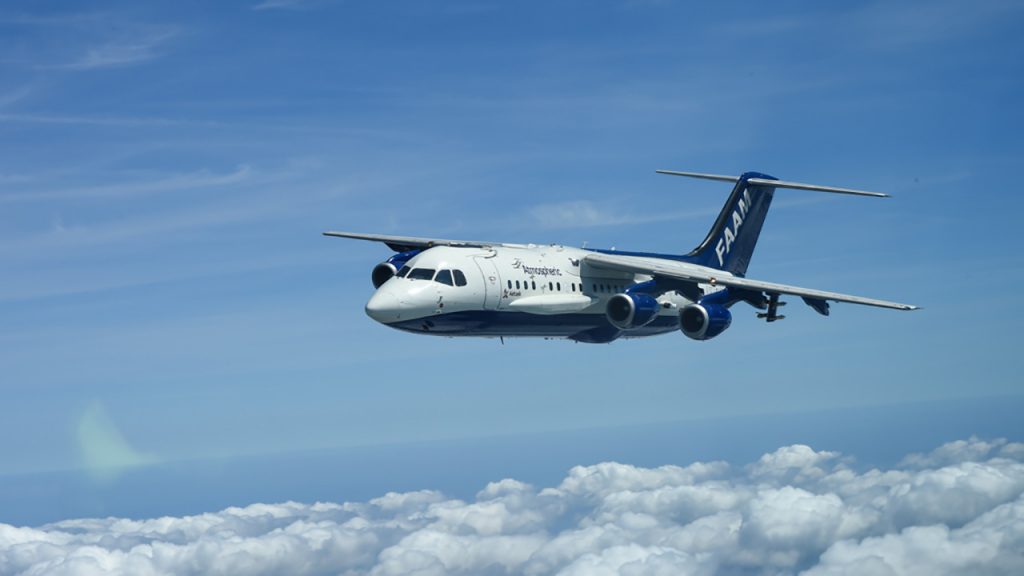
[[685, 172, 777, 276]]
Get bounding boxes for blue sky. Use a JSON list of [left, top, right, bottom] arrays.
[[2, 0, 1023, 529]]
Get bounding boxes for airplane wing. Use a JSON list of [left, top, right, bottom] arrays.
[[322, 231, 504, 252], [582, 252, 918, 311]]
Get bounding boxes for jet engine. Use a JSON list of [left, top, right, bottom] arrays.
[[371, 262, 399, 288], [679, 303, 732, 340], [371, 250, 419, 288], [606, 293, 660, 330]]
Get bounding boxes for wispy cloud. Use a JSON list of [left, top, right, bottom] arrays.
[[530, 200, 623, 228], [0, 12, 105, 27], [251, 0, 318, 11], [2, 437, 1022, 574], [0, 160, 343, 262], [0, 85, 33, 108], [0, 12, 178, 70], [0, 192, 272, 259], [528, 199, 716, 229], [0, 247, 343, 303], [711, 1, 1024, 51], [848, 0, 1024, 49], [0, 164, 252, 203], [47, 28, 177, 71], [0, 112, 213, 127], [622, 0, 676, 7]]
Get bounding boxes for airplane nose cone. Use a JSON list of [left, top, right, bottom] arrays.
[[365, 290, 401, 323]]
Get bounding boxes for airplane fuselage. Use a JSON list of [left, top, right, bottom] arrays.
[[365, 245, 712, 343], [334, 169, 917, 343]]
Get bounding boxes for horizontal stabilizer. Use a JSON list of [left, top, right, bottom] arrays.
[[654, 170, 740, 184], [656, 170, 889, 198]]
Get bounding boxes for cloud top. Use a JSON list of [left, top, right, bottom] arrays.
[[2, 437, 1023, 575]]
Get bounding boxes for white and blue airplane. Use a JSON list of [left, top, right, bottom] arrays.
[[325, 170, 917, 343]]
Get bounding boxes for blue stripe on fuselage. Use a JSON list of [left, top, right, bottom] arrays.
[[387, 310, 679, 342]]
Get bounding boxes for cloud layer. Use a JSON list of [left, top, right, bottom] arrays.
[[3, 437, 1023, 575]]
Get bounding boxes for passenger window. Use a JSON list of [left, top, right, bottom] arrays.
[[557, 282, 561, 291], [407, 268, 435, 281], [508, 280, 512, 289], [531, 281, 536, 290], [436, 269, 454, 286], [397, 266, 411, 278], [454, 270, 467, 286], [548, 282, 553, 291], [516, 280, 521, 289]]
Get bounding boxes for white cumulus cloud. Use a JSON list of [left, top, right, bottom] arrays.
[[2, 437, 1024, 575]]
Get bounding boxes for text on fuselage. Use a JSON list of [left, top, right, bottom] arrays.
[[512, 259, 563, 277]]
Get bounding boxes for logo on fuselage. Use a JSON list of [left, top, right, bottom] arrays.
[[714, 189, 753, 266], [511, 258, 563, 277]]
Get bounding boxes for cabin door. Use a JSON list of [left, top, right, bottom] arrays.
[[473, 253, 501, 311]]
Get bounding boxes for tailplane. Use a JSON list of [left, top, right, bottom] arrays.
[[658, 170, 888, 277]]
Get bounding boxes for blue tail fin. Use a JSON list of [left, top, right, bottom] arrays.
[[658, 169, 887, 275], [686, 172, 777, 276]]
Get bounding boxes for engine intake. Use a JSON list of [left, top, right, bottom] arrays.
[[371, 249, 420, 288], [679, 303, 732, 340], [606, 293, 660, 330], [371, 262, 398, 288]]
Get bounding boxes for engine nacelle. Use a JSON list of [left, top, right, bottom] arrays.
[[606, 293, 660, 330], [679, 303, 732, 341], [371, 250, 420, 288], [371, 262, 398, 288]]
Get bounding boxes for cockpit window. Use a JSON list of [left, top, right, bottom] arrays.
[[407, 268, 435, 281], [453, 270, 467, 286], [397, 266, 410, 278], [435, 269, 454, 286]]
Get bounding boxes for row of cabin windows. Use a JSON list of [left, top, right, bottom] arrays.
[[506, 279, 582, 293], [505, 279, 627, 295], [396, 266, 468, 287]]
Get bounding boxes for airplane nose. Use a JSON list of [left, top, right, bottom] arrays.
[[365, 290, 401, 323]]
